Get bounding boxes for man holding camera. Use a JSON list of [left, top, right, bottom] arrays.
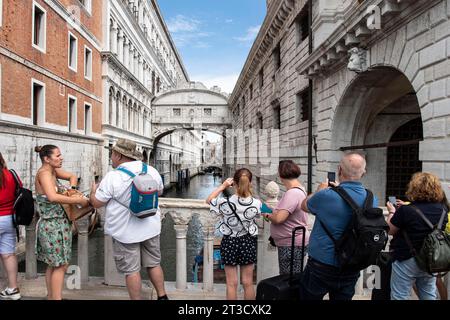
[[300, 152, 377, 300]]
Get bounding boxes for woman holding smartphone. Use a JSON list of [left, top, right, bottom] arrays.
[[206, 168, 261, 300]]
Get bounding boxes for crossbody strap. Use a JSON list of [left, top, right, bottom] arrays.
[[226, 196, 249, 233], [9, 169, 21, 194]]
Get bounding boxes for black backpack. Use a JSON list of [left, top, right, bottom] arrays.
[[10, 170, 35, 227], [318, 187, 389, 273]]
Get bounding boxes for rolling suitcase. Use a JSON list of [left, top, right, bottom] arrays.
[[256, 226, 306, 300]]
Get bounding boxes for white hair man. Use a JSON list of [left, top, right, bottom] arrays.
[[300, 152, 377, 300]]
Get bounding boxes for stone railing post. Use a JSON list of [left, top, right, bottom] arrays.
[[198, 213, 218, 292], [169, 210, 193, 290], [256, 181, 280, 283], [76, 215, 90, 285], [25, 208, 38, 279]]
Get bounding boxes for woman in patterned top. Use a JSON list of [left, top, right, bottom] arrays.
[[34, 145, 89, 300], [207, 168, 261, 300]]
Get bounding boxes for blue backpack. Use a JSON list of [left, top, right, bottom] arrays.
[[116, 163, 160, 219]]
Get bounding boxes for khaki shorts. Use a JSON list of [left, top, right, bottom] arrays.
[[112, 235, 161, 275]]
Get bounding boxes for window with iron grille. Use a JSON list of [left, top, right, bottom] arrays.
[[296, 88, 309, 122]]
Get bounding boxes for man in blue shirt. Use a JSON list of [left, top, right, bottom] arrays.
[[300, 152, 377, 300]]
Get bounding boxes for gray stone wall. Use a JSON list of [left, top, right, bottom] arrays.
[[0, 121, 103, 191]]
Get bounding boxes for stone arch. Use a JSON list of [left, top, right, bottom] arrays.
[[327, 65, 423, 201]]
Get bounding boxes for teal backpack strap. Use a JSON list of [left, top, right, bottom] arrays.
[[142, 162, 148, 174], [117, 167, 136, 178]]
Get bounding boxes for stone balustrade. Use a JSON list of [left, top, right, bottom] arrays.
[[16, 185, 449, 299]]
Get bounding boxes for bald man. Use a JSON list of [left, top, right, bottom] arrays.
[[299, 152, 378, 300]]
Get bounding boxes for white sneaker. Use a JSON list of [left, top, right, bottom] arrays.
[[0, 287, 21, 300]]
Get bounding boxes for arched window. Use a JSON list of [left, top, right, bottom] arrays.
[[115, 91, 121, 127], [108, 87, 115, 125]]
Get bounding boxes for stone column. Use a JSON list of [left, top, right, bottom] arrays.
[[198, 213, 218, 292], [110, 22, 118, 54], [123, 38, 129, 68], [25, 211, 38, 279], [117, 29, 124, 63], [76, 215, 90, 285], [256, 181, 280, 283], [169, 210, 193, 290], [134, 51, 139, 77], [138, 56, 143, 83]]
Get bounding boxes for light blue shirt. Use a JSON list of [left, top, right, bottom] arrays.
[[307, 181, 378, 267]]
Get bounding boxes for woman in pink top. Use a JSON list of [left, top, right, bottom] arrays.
[[263, 160, 309, 275]]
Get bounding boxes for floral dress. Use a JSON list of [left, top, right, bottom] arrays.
[[35, 189, 72, 267]]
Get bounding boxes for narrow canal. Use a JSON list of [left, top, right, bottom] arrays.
[[19, 173, 222, 283]]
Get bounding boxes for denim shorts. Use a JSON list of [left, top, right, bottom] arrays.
[[0, 215, 16, 254]]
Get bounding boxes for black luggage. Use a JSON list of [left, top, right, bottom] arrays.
[[256, 226, 306, 300]]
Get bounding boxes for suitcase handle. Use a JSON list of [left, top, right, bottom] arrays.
[[289, 226, 306, 281]]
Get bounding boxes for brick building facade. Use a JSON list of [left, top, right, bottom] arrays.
[[0, 0, 103, 190]]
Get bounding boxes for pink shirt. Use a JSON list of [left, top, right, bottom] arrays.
[[270, 187, 310, 247]]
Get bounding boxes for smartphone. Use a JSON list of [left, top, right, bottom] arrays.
[[327, 172, 336, 186], [261, 203, 273, 214], [388, 196, 397, 206]]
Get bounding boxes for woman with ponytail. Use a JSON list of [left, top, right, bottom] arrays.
[[34, 145, 89, 300], [207, 168, 261, 300]]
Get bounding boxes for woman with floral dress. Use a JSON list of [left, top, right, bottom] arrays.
[[34, 145, 89, 300]]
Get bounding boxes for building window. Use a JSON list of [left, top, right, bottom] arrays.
[[78, 0, 92, 14], [173, 108, 181, 116], [295, 4, 310, 45], [249, 84, 253, 100], [296, 88, 309, 122], [32, 1, 46, 53], [257, 113, 263, 130], [84, 103, 92, 134], [204, 108, 212, 116], [259, 68, 264, 89], [156, 77, 160, 93], [84, 46, 92, 80], [31, 79, 45, 126], [273, 104, 280, 129], [68, 32, 78, 71], [68, 96, 77, 133], [273, 43, 281, 71]]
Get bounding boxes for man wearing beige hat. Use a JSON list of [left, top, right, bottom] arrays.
[[90, 138, 168, 300]]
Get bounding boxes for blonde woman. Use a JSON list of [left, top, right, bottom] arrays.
[[34, 145, 89, 300], [387, 172, 448, 300], [206, 168, 261, 300]]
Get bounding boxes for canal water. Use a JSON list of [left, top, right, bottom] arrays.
[[20, 173, 222, 283]]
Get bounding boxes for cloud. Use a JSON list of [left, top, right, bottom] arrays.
[[225, 19, 233, 23], [167, 15, 200, 33], [167, 14, 212, 48], [192, 74, 240, 94], [233, 25, 261, 43]]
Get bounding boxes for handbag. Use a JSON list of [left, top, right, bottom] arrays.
[[60, 189, 95, 222]]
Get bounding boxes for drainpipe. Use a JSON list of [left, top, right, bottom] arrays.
[[307, 0, 313, 193]]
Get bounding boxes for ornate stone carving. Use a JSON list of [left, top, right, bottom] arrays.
[[264, 181, 280, 201], [347, 47, 367, 73]]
